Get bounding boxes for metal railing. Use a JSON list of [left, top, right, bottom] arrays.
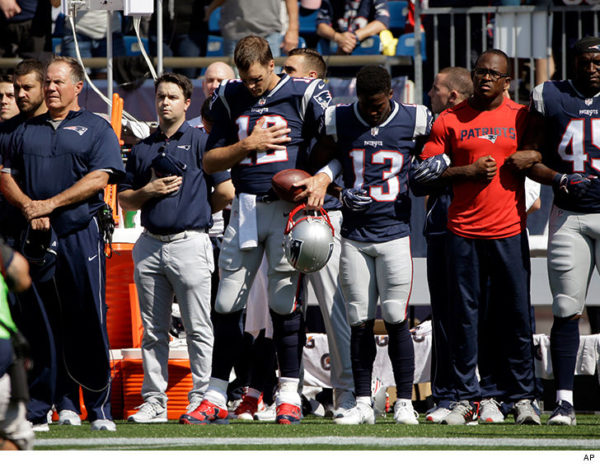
[[414, 3, 600, 103]]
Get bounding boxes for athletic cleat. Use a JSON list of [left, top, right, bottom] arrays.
[[393, 400, 419, 425], [234, 394, 260, 421], [479, 398, 504, 423], [441, 400, 479, 425], [90, 419, 116, 431], [128, 401, 168, 423], [30, 422, 49, 432], [275, 402, 302, 425], [514, 399, 541, 425], [334, 402, 375, 425], [58, 409, 81, 426], [425, 405, 452, 423], [179, 400, 229, 425], [185, 398, 202, 414], [548, 400, 576, 426]]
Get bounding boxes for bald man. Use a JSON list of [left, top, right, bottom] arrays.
[[202, 62, 235, 99]]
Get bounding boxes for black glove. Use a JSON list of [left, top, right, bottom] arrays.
[[552, 173, 591, 198], [340, 188, 372, 212]]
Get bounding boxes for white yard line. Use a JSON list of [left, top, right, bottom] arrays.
[[34, 436, 600, 449]]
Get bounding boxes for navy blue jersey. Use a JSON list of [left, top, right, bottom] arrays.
[[119, 122, 230, 235], [531, 80, 600, 212], [206, 74, 331, 195], [4, 110, 124, 237], [317, 0, 390, 32], [325, 100, 433, 242]]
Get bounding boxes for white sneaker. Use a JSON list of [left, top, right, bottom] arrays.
[[333, 402, 375, 425], [90, 419, 116, 431], [393, 399, 419, 425], [425, 405, 452, 423], [333, 390, 356, 418], [58, 409, 81, 426], [254, 402, 276, 422], [127, 401, 168, 423], [479, 398, 504, 423], [30, 422, 49, 432]]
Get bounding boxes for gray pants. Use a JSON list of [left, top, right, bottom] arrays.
[[133, 231, 214, 406]]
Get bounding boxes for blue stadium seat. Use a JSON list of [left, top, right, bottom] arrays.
[[52, 37, 62, 55], [209, 7, 221, 34], [317, 35, 381, 55], [395, 32, 426, 60], [387, 1, 408, 32], [299, 9, 318, 35], [124, 35, 149, 56], [206, 35, 224, 56]]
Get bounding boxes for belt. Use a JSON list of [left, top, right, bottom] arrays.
[[144, 228, 208, 242], [235, 192, 280, 203]]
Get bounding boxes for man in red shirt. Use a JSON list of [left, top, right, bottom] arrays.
[[419, 49, 541, 425]]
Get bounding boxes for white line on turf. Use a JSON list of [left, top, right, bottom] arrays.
[[34, 437, 600, 449]]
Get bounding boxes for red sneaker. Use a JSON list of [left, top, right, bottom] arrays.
[[179, 400, 229, 425], [275, 402, 302, 425], [234, 394, 261, 421]]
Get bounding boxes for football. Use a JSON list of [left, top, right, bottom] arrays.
[[271, 168, 311, 202]]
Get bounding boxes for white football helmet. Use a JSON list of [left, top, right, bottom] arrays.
[[284, 204, 335, 273]]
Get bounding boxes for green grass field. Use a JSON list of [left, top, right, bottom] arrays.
[[31, 413, 600, 451]]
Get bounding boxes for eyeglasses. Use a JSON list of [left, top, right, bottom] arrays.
[[473, 68, 510, 80]]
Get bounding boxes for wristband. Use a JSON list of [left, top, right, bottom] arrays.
[[353, 32, 360, 43], [316, 159, 342, 182]]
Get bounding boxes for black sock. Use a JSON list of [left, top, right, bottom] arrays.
[[384, 320, 415, 400], [550, 316, 580, 392], [350, 320, 376, 398], [211, 309, 244, 381], [270, 309, 305, 378]]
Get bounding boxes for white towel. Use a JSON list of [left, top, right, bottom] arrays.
[[238, 193, 258, 250]]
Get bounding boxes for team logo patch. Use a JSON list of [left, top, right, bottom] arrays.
[[585, 98, 594, 106], [287, 238, 304, 268], [63, 125, 88, 135], [314, 90, 332, 109], [590, 44, 600, 51], [478, 134, 498, 143], [371, 127, 379, 136], [258, 98, 267, 106], [177, 145, 191, 150], [320, 353, 331, 371]]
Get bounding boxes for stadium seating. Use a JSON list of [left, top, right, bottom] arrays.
[[124, 35, 150, 57], [209, 7, 221, 34], [387, 1, 408, 33], [52, 37, 62, 55], [396, 32, 426, 60], [299, 9, 319, 35], [206, 35, 224, 56]]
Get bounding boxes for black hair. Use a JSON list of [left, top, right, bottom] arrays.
[[154, 72, 193, 100], [356, 65, 391, 97]]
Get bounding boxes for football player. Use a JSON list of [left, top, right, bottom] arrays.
[[179, 35, 331, 425], [526, 36, 600, 426], [295, 65, 432, 424]]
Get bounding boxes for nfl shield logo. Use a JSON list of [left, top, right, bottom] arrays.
[[585, 98, 594, 106], [258, 98, 267, 106], [371, 127, 379, 136]]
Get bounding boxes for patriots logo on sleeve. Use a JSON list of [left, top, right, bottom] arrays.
[[314, 90, 332, 110], [63, 125, 88, 136], [478, 134, 498, 143]]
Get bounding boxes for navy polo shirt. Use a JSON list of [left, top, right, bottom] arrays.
[[4, 109, 124, 237], [118, 122, 230, 235]]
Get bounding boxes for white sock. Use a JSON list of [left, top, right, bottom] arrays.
[[556, 390, 573, 405], [357, 396, 372, 407], [396, 398, 412, 406], [204, 377, 228, 408], [276, 377, 301, 406], [246, 387, 261, 400]]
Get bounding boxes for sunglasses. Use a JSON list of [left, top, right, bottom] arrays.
[[473, 68, 510, 81]]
